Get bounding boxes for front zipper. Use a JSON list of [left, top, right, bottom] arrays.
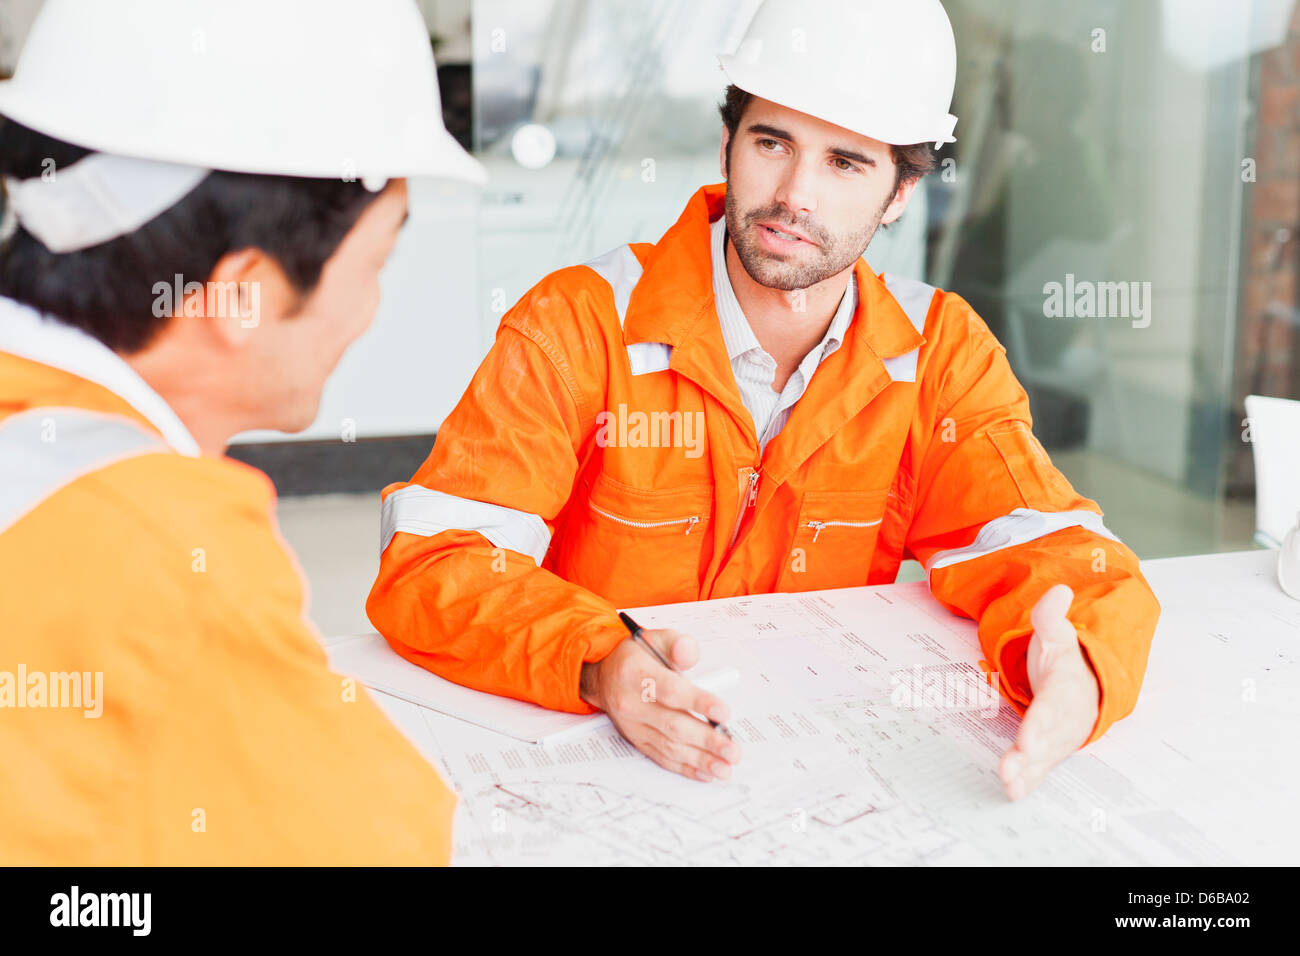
[[728, 468, 761, 551], [589, 502, 700, 535], [807, 518, 882, 543]]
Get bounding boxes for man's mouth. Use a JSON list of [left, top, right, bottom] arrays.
[[758, 221, 815, 246]]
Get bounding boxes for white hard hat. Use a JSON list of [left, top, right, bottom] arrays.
[[0, 0, 485, 184], [718, 0, 959, 149]]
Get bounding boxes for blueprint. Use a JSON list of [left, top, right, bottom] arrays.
[[363, 551, 1300, 865]]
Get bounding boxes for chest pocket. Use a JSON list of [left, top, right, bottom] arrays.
[[554, 472, 713, 608], [778, 489, 890, 592]]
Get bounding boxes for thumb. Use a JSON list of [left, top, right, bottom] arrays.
[[643, 629, 698, 670], [1026, 584, 1078, 691], [668, 631, 700, 670], [1030, 584, 1076, 645]]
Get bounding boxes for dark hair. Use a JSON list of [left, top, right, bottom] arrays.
[[718, 84, 938, 196], [0, 119, 383, 353]]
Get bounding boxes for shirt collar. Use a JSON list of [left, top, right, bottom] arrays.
[[709, 214, 856, 365], [0, 295, 200, 456]]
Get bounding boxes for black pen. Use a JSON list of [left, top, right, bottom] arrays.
[[618, 611, 733, 739]]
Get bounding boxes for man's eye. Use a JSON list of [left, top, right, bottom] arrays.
[[759, 139, 780, 151], [833, 158, 858, 172]]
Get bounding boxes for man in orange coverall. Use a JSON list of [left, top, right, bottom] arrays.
[[368, 0, 1160, 800], [0, 0, 484, 863]]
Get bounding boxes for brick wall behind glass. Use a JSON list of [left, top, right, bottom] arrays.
[[1230, 4, 1300, 495]]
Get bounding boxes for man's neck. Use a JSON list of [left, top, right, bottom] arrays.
[[121, 349, 241, 457], [723, 230, 854, 387]]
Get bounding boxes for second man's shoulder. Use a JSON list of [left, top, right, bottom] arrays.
[[498, 242, 656, 352]]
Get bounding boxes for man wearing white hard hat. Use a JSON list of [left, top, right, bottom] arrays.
[[371, 0, 1160, 803], [0, 0, 484, 864]]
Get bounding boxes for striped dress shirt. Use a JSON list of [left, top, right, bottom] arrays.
[[709, 215, 858, 453]]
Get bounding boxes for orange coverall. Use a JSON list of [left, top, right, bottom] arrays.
[[0, 330, 456, 864], [368, 183, 1160, 745]]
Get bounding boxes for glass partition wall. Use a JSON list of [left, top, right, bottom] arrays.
[[471, 0, 1294, 560]]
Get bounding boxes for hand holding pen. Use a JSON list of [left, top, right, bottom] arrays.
[[578, 612, 741, 783], [619, 612, 733, 739]]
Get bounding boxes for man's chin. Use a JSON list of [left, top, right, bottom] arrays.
[[745, 258, 826, 292], [267, 401, 322, 436], [760, 273, 818, 293]]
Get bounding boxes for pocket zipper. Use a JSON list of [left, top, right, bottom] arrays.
[[590, 502, 701, 535], [807, 518, 882, 543]]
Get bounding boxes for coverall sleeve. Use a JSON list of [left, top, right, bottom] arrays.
[[903, 306, 1160, 746], [366, 283, 625, 714]]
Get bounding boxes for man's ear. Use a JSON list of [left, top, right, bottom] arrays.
[[719, 127, 731, 182], [178, 248, 298, 350], [879, 176, 920, 227]]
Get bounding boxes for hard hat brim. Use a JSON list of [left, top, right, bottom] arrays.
[[422, 126, 489, 185], [0, 82, 488, 186]]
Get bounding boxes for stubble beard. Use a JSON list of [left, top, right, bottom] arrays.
[[724, 188, 882, 293]]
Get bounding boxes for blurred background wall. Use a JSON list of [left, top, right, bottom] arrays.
[[4, 0, 1295, 563]]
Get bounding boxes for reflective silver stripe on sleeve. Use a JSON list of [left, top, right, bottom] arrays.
[[584, 243, 672, 376], [380, 484, 553, 566], [925, 508, 1121, 575], [880, 273, 935, 384], [0, 407, 167, 535]]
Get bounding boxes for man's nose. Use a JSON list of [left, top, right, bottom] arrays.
[[773, 158, 819, 218]]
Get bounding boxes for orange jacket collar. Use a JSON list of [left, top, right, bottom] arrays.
[[620, 183, 928, 478], [622, 182, 927, 363]]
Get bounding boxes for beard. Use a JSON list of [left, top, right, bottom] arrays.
[[724, 189, 883, 292]]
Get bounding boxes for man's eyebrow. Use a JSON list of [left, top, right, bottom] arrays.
[[746, 123, 877, 167], [746, 122, 794, 142], [829, 146, 876, 167]]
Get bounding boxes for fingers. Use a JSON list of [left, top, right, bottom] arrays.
[[616, 704, 736, 783], [999, 661, 1100, 801], [639, 736, 719, 783], [653, 662, 730, 725], [1000, 715, 1055, 802], [601, 634, 741, 783], [1000, 744, 1057, 802], [640, 720, 737, 782], [1003, 584, 1095, 800], [998, 748, 1028, 801], [645, 692, 738, 770]]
